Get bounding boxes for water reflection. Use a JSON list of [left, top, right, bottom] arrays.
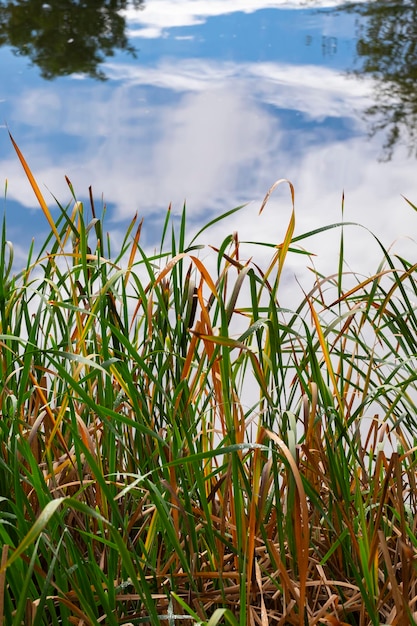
[[344, 0, 417, 160], [0, 0, 416, 281], [0, 0, 416, 160], [0, 0, 144, 79]]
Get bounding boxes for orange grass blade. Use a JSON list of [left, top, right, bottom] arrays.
[[259, 178, 295, 285], [124, 215, 143, 288], [306, 295, 343, 412], [266, 429, 309, 624], [9, 131, 62, 245], [377, 530, 404, 614], [328, 269, 392, 308], [44, 596, 93, 623], [28, 371, 73, 461], [154, 253, 219, 301], [265, 537, 299, 606], [74, 413, 96, 456]]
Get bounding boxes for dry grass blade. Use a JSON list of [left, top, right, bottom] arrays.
[[8, 131, 62, 245], [0, 545, 8, 626], [255, 559, 268, 626], [377, 530, 403, 618], [265, 430, 309, 624], [305, 293, 343, 412], [259, 178, 295, 287], [124, 214, 143, 288], [3, 137, 417, 624]]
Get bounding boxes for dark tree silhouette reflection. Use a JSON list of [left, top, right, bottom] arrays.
[[345, 0, 417, 160], [0, 0, 144, 80]]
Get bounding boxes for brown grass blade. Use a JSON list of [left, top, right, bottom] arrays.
[[8, 131, 62, 245], [124, 215, 143, 288], [265, 430, 309, 625], [306, 295, 343, 413], [0, 545, 8, 626], [259, 178, 295, 286]]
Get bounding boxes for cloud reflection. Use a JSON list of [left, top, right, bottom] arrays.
[[1, 51, 416, 287], [122, 0, 363, 39], [1, 58, 373, 222]]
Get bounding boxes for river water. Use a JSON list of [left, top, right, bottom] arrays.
[[0, 0, 416, 286]]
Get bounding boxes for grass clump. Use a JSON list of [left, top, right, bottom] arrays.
[[1, 136, 417, 625]]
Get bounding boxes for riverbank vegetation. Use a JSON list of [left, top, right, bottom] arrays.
[[1, 136, 417, 625]]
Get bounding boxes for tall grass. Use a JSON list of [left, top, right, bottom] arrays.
[[1, 135, 417, 625]]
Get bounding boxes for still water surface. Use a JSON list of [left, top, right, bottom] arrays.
[[0, 0, 416, 285]]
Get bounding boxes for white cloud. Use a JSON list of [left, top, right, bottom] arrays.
[[249, 63, 373, 120], [105, 58, 239, 91], [102, 56, 374, 120], [2, 58, 373, 221], [122, 0, 365, 39], [3, 53, 416, 291]]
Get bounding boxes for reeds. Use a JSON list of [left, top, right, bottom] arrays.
[[1, 136, 417, 625]]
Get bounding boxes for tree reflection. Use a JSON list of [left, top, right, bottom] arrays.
[[346, 0, 417, 160], [0, 0, 144, 80]]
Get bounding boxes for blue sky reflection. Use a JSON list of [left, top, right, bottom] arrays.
[[0, 0, 416, 281]]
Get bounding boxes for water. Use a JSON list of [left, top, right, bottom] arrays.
[[0, 0, 416, 283]]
